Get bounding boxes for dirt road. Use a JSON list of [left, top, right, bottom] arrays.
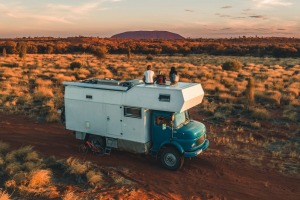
[[0, 113, 299, 200]]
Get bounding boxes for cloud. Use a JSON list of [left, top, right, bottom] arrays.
[[0, 0, 123, 24], [185, 9, 194, 12], [215, 13, 231, 18], [249, 15, 268, 19], [252, 0, 293, 8], [221, 6, 232, 9], [47, 2, 102, 14]]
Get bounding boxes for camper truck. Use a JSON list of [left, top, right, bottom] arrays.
[[62, 79, 209, 170]]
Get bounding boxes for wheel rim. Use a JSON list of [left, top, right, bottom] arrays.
[[164, 153, 177, 167]]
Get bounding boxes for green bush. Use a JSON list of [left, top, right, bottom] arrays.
[[70, 62, 82, 70], [222, 60, 243, 71]]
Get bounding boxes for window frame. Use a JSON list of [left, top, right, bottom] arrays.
[[124, 106, 142, 119]]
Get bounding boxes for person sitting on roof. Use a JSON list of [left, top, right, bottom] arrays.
[[156, 71, 166, 85], [169, 67, 179, 85], [143, 65, 155, 84]]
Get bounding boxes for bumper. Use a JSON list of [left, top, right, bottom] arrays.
[[184, 139, 209, 158]]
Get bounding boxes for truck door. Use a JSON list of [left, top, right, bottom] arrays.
[[106, 104, 123, 137], [151, 112, 173, 151]]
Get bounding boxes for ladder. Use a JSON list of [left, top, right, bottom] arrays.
[[104, 138, 115, 155]]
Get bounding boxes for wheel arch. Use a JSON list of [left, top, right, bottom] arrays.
[[159, 141, 184, 156]]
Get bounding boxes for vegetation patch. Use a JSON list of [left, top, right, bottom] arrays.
[[0, 142, 136, 199]]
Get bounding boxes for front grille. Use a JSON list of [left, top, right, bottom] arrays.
[[196, 134, 206, 146]]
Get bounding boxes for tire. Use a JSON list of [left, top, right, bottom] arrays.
[[160, 147, 184, 170], [79, 144, 89, 154]]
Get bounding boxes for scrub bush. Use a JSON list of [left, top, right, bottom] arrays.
[[222, 60, 243, 71]]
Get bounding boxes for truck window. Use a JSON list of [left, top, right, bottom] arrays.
[[124, 107, 142, 118], [174, 111, 190, 128], [159, 94, 170, 102], [155, 116, 171, 126]]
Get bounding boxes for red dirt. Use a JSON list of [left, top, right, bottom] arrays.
[[0, 113, 299, 200]]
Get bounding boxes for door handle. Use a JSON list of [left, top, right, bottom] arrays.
[[107, 116, 110, 121]]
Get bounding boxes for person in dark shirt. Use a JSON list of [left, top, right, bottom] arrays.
[[169, 67, 179, 85], [156, 71, 166, 85]]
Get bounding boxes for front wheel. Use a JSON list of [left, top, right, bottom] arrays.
[[160, 147, 184, 170]]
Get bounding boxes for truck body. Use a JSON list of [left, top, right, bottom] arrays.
[[63, 79, 209, 170]]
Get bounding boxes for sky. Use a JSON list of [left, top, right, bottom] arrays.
[[0, 0, 299, 38]]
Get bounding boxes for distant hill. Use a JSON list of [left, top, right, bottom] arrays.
[[111, 31, 185, 39]]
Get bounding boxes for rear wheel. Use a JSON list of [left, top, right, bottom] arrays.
[[160, 147, 184, 170]]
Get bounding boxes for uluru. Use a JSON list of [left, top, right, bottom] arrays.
[[111, 30, 185, 39]]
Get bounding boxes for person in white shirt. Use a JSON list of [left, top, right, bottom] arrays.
[[143, 65, 155, 84]]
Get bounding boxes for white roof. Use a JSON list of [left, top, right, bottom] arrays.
[[64, 80, 204, 113]]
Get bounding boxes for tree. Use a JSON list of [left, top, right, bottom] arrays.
[[127, 46, 131, 60], [47, 46, 54, 54], [18, 43, 27, 59], [2, 48, 6, 57], [93, 46, 108, 60], [245, 77, 255, 106]]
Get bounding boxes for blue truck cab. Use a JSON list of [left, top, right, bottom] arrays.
[[151, 110, 209, 170]]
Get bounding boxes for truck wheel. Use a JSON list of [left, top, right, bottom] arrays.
[[160, 147, 184, 170]]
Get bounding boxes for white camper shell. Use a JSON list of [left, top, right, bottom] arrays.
[[63, 79, 204, 153]]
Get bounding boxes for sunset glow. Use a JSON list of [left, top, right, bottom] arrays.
[[0, 0, 299, 38]]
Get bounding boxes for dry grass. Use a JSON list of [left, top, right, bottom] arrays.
[[1, 54, 298, 123], [0, 190, 10, 200], [0, 142, 137, 199], [28, 169, 52, 188]]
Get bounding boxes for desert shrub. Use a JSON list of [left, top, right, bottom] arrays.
[[199, 100, 218, 115], [86, 170, 103, 186], [283, 105, 300, 122], [0, 141, 10, 154], [35, 78, 52, 87], [70, 62, 82, 70], [45, 111, 60, 122], [222, 59, 243, 71], [249, 107, 270, 120], [28, 169, 52, 188], [0, 190, 10, 200], [62, 190, 82, 200], [33, 87, 54, 101], [255, 91, 282, 106], [5, 146, 34, 163], [219, 93, 236, 103], [66, 157, 88, 175], [5, 162, 22, 176], [146, 54, 154, 60]]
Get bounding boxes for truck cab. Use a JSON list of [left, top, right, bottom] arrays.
[[151, 110, 209, 170]]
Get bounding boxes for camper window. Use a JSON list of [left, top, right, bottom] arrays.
[[159, 94, 170, 102], [124, 107, 142, 118]]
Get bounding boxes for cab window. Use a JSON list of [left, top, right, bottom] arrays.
[[155, 116, 171, 126]]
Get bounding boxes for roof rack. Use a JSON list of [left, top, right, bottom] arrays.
[[63, 79, 143, 91]]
